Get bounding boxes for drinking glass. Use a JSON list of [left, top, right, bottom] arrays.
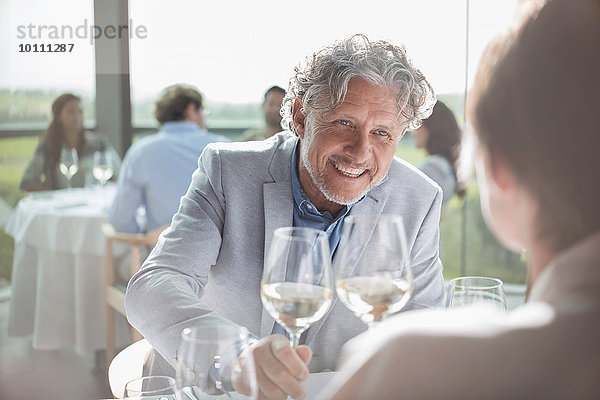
[[175, 324, 257, 400], [336, 214, 413, 327], [261, 227, 334, 348], [446, 276, 507, 310], [123, 375, 176, 398], [59, 147, 79, 189], [93, 150, 114, 187]]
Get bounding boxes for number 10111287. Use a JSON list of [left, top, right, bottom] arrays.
[[18, 43, 74, 53]]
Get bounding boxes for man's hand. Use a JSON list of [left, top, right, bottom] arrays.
[[233, 334, 312, 400]]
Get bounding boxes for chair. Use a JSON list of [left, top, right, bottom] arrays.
[[102, 223, 169, 370], [108, 338, 154, 398]]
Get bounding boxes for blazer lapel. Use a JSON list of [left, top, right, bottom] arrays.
[[305, 191, 387, 345], [259, 137, 296, 338]]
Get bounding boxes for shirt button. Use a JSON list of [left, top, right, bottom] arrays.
[[307, 204, 313, 210]]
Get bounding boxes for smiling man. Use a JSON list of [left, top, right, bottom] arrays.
[[126, 34, 444, 400]]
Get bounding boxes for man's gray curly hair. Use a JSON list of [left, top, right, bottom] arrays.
[[281, 34, 436, 134]]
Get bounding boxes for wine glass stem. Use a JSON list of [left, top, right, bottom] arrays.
[[289, 332, 301, 348]]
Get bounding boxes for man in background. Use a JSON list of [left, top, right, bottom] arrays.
[[241, 85, 285, 141], [109, 84, 229, 233]]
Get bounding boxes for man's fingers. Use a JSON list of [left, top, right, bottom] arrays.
[[269, 336, 309, 380], [255, 364, 286, 400], [251, 335, 308, 400], [295, 345, 313, 365]]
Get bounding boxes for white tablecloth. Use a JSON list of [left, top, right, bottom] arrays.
[[5, 186, 129, 355]]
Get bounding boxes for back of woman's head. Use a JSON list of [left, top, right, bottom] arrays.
[[422, 100, 465, 198], [469, 0, 600, 252]]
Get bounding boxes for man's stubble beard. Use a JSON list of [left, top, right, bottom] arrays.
[[299, 126, 378, 207]]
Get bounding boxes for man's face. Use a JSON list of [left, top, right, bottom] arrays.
[[296, 77, 406, 214], [263, 91, 285, 128]]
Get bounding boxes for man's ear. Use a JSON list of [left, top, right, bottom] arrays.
[[292, 98, 306, 138], [184, 102, 197, 121]]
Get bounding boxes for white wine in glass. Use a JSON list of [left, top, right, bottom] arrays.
[[92, 150, 114, 186], [59, 147, 79, 189], [336, 214, 413, 327], [261, 227, 334, 348]]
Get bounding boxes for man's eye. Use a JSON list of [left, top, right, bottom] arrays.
[[374, 129, 389, 136], [337, 120, 351, 126]]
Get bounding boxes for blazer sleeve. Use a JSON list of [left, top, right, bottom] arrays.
[[125, 145, 241, 366]]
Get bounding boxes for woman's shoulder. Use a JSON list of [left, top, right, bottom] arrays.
[[419, 154, 453, 176]]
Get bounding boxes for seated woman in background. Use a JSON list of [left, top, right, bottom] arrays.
[[20, 93, 119, 191], [413, 100, 465, 209]]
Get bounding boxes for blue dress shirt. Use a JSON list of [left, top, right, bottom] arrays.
[[109, 121, 229, 233], [290, 143, 355, 258]]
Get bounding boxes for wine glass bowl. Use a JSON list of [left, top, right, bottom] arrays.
[[59, 147, 79, 189], [92, 150, 114, 187], [175, 324, 257, 399], [123, 375, 176, 398], [446, 276, 507, 310], [335, 214, 413, 327], [260, 227, 334, 348]]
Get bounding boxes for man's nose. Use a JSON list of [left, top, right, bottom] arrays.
[[344, 131, 371, 163]]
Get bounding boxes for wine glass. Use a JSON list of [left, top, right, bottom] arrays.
[[336, 214, 413, 328], [261, 227, 334, 348], [59, 147, 79, 189], [447, 276, 507, 310], [124, 375, 176, 398], [93, 150, 114, 187], [175, 324, 258, 400]]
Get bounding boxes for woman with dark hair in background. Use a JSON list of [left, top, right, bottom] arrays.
[[20, 93, 119, 191], [413, 100, 465, 210]]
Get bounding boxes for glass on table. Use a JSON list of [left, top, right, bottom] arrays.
[[446, 276, 507, 310], [59, 147, 79, 189], [260, 227, 334, 348], [92, 150, 114, 187], [175, 324, 258, 399], [335, 214, 413, 328], [123, 375, 176, 398]]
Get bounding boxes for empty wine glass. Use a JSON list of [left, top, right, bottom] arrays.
[[59, 147, 79, 189], [261, 227, 334, 348], [336, 214, 413, 327], [175, 324, 257, 400], [93, 150, 114, 187], [447, 276, 507, 310], [124, 375, 176, 398]]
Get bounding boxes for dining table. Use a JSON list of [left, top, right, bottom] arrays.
[[5, 185, 130, 356]]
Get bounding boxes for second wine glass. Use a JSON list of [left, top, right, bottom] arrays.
[[336, 214, 413, 327], [261, 227, 334, 348], [93, 150, 114, 187]]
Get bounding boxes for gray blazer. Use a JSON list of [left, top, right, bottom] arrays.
[[125, 132, 445, 373]]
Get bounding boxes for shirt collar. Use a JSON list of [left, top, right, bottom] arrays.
[[291, 142, 361, 221], [160, 121, 203, 134]]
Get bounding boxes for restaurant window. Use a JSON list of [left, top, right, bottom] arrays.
[[0, 0, 96, 287], [128, 0, 466, 136], [128, 0, 525, 291]]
